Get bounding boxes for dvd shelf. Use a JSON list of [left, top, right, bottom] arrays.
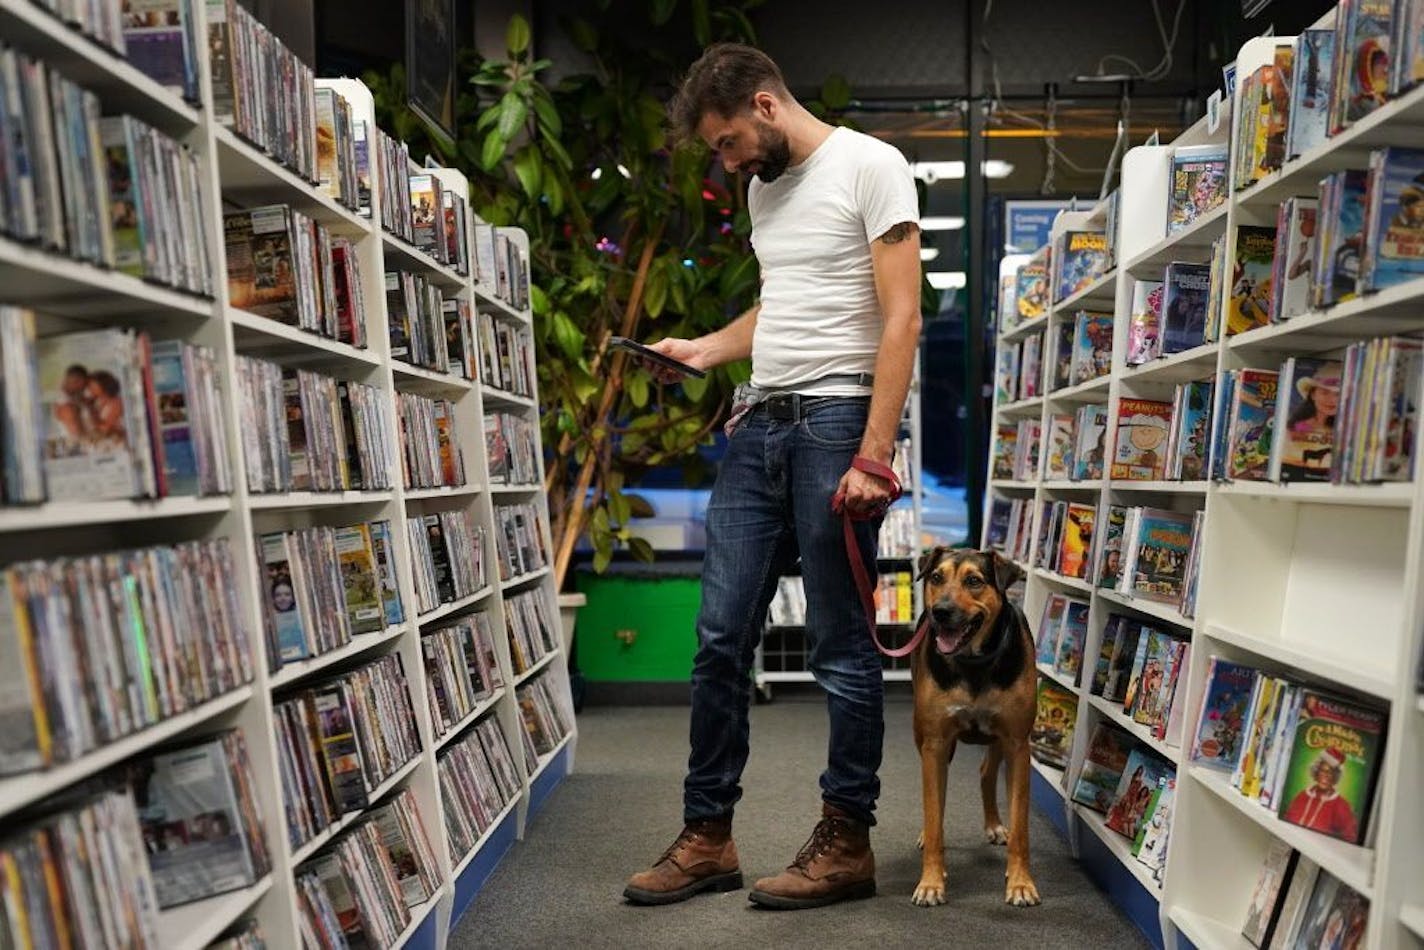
[[0, 16, 572, 948], [987, 9, 1424, 948]]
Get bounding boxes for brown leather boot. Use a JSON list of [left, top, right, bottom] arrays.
[[748, 803, 876, 909], [623, 815, 743, 905]]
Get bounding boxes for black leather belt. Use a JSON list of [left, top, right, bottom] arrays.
[[760, 393, 869, 422]]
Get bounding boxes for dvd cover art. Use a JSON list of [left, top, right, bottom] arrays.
[[1278, 359, 1343, 481], [1229, 226, 1277, 336], [1277, 691, 1385, 845], [1229, 369, 1280, 480], [1168, 147, 1228, 233], [1367, 147, 1424, 290], [1289, 29, 1336, 159], [1056, 231, 1110, 301], [1344, 0, 1392, 126]]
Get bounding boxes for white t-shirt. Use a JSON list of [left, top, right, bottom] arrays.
[[747, 126, 919, 394]]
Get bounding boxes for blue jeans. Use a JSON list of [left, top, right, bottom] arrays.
[[684, 397, 885, 826]]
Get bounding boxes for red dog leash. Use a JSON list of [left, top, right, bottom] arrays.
[[831, 457, 931, 658]]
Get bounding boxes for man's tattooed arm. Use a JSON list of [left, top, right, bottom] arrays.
[[879, 222, 920, 244]]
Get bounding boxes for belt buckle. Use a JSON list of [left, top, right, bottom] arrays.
[[764, 392, 798, 421]]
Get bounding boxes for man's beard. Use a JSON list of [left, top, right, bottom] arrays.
[[751, 124, 792, 183]]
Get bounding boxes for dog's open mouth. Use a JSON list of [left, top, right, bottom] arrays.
[[933, 616, 982, 655]]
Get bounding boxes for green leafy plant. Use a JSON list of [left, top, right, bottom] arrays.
[[369, 2, 854, 587]]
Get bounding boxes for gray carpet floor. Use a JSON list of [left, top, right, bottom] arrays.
[[450, 690, 1149, 949]]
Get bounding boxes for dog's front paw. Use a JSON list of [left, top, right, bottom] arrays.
[[911, 876, 947, 907], [984, 824, 1009, 846], [1004, 875, 1041, 907]]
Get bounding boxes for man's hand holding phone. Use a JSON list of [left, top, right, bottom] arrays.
[[612, 336, 709, 383]]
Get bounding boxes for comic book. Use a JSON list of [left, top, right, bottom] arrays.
[[1161, 262, 1211, 354], [1103, 748, 1173, 839], [1227, 368, 1280, 480], [1228, 226, 1277, 336], [1361, 146, 1424, 291], [1057, 504, 1095, 580], [1167, 145, 1228, 234], [1111, 398, 1173, 480], [1126, 280, 1164, 365], [1071, 723, 1136, 813], [1073, 404, 1108, 480], [1054, 230, 1110, 302], [1190, 657, 1258, 771], [1070, 312, 1114, 385], [1276, 690, 1385, 844], [1029, 679, 1078, 769], [1288, 29, 1336, 160], [1272, 357, 1342, 482]]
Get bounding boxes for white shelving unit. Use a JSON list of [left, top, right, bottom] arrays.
[[985, 14, 1424, 950], [753, 360, 925, 693], [0, 14, 573, 949]]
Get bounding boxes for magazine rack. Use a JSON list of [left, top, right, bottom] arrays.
[[985, 11, 1424, 949], [0, 7, 572, 947]]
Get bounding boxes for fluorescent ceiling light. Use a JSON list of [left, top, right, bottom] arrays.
[[920, 248, 940, 261], [617, 164, 632, 178], [910, 161, 1015, 183], [910, 161, 964, 183], [926, 272, 967, 290], [591, 167, 603, 180], [921, 216, 966, 231]]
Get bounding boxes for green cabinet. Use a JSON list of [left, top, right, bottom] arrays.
[[573, 568, 702, 683]]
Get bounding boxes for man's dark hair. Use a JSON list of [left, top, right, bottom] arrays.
[[668, 42, 789, 144]]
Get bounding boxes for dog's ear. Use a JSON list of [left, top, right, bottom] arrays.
[[989, 550, 1023, 592], [917, 545, 949, 580]]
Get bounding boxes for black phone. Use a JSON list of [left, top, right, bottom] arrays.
[[609, 336, 707, 379]]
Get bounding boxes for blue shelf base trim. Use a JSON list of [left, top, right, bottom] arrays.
[[528, 744, 571, 822], [404, 905, 439, 950], [450, 806, 519, 926], [1029, 768, 1164, 950], [1029, 767, 1070, 839], [1074, 822, 1165, 950]]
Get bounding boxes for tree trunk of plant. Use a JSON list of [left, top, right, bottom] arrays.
[[550, 223, 665, 589]]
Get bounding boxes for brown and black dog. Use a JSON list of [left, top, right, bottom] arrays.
[[910, 546, 1040, 908]]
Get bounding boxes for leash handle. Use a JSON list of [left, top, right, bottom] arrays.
[[832, 456, 927, 659], [831, 456, 903, 515]]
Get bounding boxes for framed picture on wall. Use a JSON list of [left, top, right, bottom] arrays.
[[406, 0, 456, 145]]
